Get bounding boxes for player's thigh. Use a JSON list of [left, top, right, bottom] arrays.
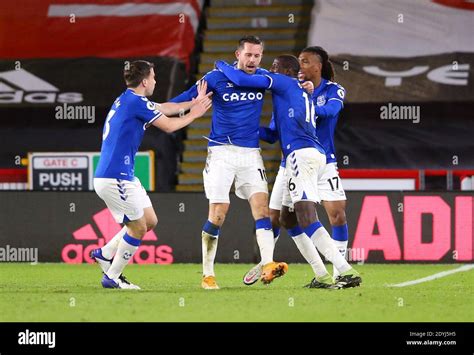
[[279, 205, 298, 229], [234, 148, 268, 201], [318, 163, 347, 202], [143, 206, 158, 231], [124, 178, 151, 237], [128, 177, 156, 228], [203, 146, 235, 204], [269, 166, 286, 211]]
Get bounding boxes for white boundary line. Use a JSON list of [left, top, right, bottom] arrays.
[[388, 264, 474, 288]]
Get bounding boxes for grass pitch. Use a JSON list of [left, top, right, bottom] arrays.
[[0, 263, 472, 322]]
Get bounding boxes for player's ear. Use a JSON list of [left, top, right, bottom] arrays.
[[235, 50, 240, 60]]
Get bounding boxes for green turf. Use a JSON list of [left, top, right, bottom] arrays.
[[0, 263, 472, 322]]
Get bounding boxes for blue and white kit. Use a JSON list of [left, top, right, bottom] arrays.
[[94, 89, 161, 223], [171, 69, 269, 203]]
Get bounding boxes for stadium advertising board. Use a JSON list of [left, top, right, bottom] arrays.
[[0, 192, 471, 263]]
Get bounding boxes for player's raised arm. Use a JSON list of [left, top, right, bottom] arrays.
[[314, 85, 345, 118], [152, 94, 212, 133], [170, 71, 217, 103], [215, 60, 272, 89], [156, 80, 212, 116]]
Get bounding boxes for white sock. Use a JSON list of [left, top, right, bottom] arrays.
[[257, 228, 280, 266], [101, 226, 127, 260], [291, 233, 329, 278], [256, 228, 275, 265], [332, 240, 349, 278], [106, 233, 140, 280], [202, 231, 218, 277], [334, 240, 349, 259], [310, 226, 351, 274]]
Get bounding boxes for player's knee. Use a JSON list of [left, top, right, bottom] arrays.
[[297, 216, 312, 229], [253, 204, 269, 220], [294, 207, 315, 229], [128, 222, 147, 238], [146, 215, 158, 231], [279, 213, 295, 230], [208, 203, 229, 226], [330, 209, 347, 226], [209, 210, 227, 226]]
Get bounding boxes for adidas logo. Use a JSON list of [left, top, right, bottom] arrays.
[[0, 69, 83, 104], [62, 208, 173, 264]]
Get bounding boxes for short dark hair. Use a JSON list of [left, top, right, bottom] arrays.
[[301, 46, 335, 81], [124, 60, 154, 88], [238, 35, 264, 50], [276, 55, 300, 77]]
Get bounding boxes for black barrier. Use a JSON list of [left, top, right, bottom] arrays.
[[0, 191, 472, 263], [0, 322, 472, 353]]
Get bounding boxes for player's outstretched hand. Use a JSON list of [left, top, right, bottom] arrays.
[[196, 79, 213, 101], [190, 95, 212, 118], [301, 80, 314, 95]]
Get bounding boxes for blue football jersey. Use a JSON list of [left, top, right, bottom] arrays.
[[312, 79, 345, 164], [170, 69, 267, 148], [216, 61, 325, 160], [259, 114, 286, 168], [95, 89, 162, 180]]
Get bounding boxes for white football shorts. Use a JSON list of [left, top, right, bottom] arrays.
[[93, 176, 152, 223], [203, 145, 268, 204], [269, 165, 286, 211], [318, 162, 347, 202], [282, 147, 326, 208]]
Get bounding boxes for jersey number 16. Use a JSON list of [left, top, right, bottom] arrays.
[[302, 92, 316, 129]]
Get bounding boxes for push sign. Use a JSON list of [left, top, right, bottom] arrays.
[[30, 154, 89, 191]]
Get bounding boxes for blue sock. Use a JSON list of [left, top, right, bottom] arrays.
[[203, 220, 220, 238], [272, 227, 281, 239], [332, 224, 348, 241], [255, 217, 272, 230], [123, 233, 141, 246], [287, 226, 303, 238], [303, 221, 323, 239]]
